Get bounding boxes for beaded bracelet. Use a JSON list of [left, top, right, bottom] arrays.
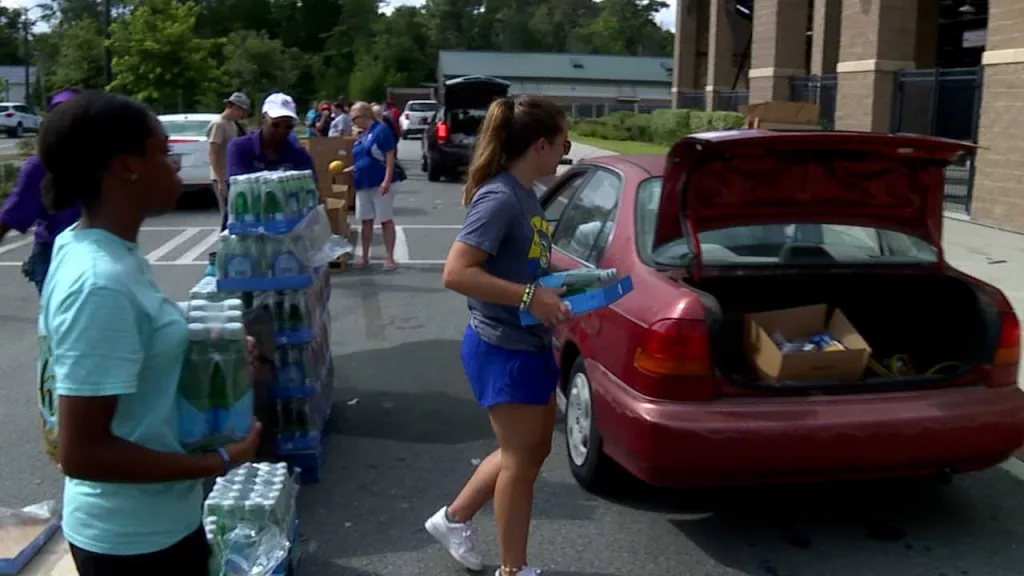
[[519, 283, 536, 311]]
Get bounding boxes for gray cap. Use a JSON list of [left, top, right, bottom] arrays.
[[224, 92, 251, 112]]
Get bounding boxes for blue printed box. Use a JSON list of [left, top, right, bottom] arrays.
[[519, 276, 634, 326]]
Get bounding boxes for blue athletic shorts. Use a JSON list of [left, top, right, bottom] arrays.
[[461, 324, 559, 409]]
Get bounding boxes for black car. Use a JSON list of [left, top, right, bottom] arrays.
[[421, 75, 511, 182]]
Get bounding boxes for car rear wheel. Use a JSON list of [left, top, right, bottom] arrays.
[[566, 356, 609, 490], [426, 154, 442, 182]]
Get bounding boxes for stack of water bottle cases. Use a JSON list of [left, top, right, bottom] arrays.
[[180, 169, 338, 574]]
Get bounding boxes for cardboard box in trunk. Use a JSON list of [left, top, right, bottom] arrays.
[[745, 304, 871, 383]]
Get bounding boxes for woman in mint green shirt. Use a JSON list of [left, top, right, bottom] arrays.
[[36, 91, 263, 575]]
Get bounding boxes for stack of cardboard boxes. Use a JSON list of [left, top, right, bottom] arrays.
[[300, 136, 356, 268]]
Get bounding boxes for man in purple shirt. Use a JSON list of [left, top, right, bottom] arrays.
[[225, 92, 316, 230], [0, 89, 81, 293]]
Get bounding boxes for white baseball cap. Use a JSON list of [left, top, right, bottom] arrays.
[[261, 92, 298, 120]]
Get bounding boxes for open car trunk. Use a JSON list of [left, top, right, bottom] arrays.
[[689, 271, 999, 396], [442, 75, 510, 148]]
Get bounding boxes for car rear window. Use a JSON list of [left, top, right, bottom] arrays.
[[635, 177, 938, 268], [0, 106, 10, 113], [162, 120, 211, 138], [407, 102, 437, 113]]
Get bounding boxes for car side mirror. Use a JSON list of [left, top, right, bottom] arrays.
[[559, 157, 573, 165]]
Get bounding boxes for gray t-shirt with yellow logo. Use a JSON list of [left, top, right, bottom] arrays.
[[456, 171, 553, 351]]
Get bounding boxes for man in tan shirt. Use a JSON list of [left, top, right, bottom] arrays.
[[208, 92, 250, 226]]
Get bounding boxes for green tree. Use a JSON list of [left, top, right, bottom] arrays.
[[107, 0, 219, 112], [209, 30, 310, 110], [588, 0, 671, 56], [48, 17, 105, 90]]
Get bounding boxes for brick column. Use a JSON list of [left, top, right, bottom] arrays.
[[810, 0, 840, 75], [705, 0, 735, 110], [833, 0, 917, 132], [970, 2, 1024, 229], [672, 0, 699, 108], [748, 0, 809, 103]]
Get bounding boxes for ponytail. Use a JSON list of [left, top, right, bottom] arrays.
[[463, 98, 514, 207]]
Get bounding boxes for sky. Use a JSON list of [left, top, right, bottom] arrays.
[[383, 0, 678, 31]]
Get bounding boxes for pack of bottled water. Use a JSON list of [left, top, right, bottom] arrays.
[[176, 299, 254, 453], [227, 170, 319, 235], [204, 462, 299, 575]]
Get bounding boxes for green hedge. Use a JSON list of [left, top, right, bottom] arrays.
[[570, 109, 745, 147]]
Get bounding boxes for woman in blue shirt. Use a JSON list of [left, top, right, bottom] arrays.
[[37, 91, 262, 575], [350, 101, 406, 270]]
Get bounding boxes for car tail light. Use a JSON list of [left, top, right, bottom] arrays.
[[168, 138, 194, 144], [3, 112, 12, 118], [404, 112, 410, 120], [436, 121, 449, 144], [633, 318, 716, 401], [986, 311, 1020, 388]]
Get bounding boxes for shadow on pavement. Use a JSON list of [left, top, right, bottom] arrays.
[[591, 466, 1024, 575], [296, 340, 604, 572]]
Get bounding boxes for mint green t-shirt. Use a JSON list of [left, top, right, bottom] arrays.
[[38, 225, 202, 555]]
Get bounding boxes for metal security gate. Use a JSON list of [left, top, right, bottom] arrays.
[[789, 74, 837, 130], [890, 67, 983, 216]]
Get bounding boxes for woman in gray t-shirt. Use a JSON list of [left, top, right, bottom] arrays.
[[423, 95, 572, 576]]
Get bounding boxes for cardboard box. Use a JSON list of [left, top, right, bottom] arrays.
[[744, 304, 871, 383], [325, 198, 350, 238], [739, 101, 822, 131], [300, 136, 355, 202]]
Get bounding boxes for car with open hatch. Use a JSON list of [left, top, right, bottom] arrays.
[[535, 130, 1024, 491], [421, 75, 510, 182]]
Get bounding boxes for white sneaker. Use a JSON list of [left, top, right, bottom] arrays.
[[494, 567, 541, 576], [424, 506, 484, 571]]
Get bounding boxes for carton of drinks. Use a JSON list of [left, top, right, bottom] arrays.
[[177, 299, 254, 452], [519, 268, 634, 326], [216, 234, 317, 292], [228, 170, 320, 235]]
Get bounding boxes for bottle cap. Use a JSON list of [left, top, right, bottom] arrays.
[[222, 298, 244, 311], [188, 299, 208, 311], [187, 323, 210, 341], [223, 322, 246, 340], [222, 310, 244, 324]]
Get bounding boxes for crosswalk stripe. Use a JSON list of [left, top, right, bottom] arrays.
[[145, 227, 203, 262], [175, 230, 221, 264], [0, 236, 32, 255]]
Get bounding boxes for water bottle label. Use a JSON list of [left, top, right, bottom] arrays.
[[177, 397, 209, 449], [273, 252, 302, 278], [286, 192, 302, 217], [279, 364, 303, 389], [226, 256, 254, 279], [224, 390, 254, 440]]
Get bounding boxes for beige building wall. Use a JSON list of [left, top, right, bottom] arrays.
[[971, 1, 1024, 229]]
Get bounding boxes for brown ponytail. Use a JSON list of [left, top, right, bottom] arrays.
[[462, 95, 565, 207]]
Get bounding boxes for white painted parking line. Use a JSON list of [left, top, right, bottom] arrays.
[[0, 236, 32, 255], [175, 230, 221, 264], [145, 227, 204, 262], [393, 226, 410, 262]]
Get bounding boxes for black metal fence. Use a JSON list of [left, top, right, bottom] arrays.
[[676, 90, 706, 110], [890, 67, 983, 215], [789, 74, 837, 129], [714, 90, 749, 113]]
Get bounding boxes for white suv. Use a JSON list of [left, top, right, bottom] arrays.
[[0, 103, 42, 138], [399, 100, 438, 139]]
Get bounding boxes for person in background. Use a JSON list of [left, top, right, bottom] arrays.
[[425, 96, 572, 576], [207, 92, 250, 230], [37, 90, 262, 575], [227, 93, 316, 183], [349, 101, 405, 271], [304, 100, 319, 138], [373, 103, 401, 142], [384, 98, 401, 132], [0, 89, 81, 294], [328, 99, 352, 137], [312, 101, 332, 137]]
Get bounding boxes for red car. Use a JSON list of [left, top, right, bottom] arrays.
[[539, 130, 1024, 490]]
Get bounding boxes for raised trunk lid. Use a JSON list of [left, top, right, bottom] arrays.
[[442, 75, 510, 110], [655, 131, 974, 280]]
